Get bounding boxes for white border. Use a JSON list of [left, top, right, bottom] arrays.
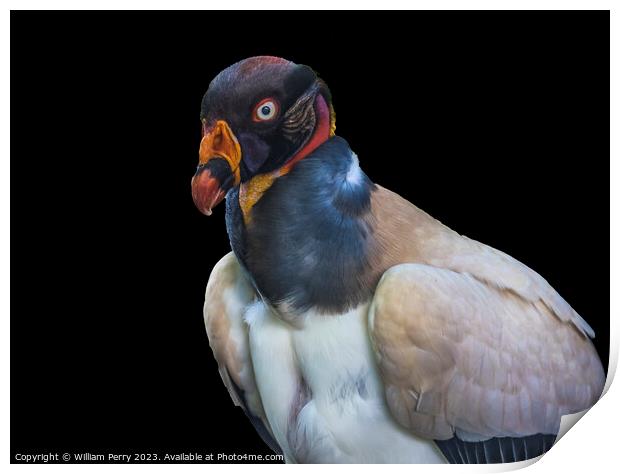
[[0, 1, 617, 10], [3, 2, 616, 473]]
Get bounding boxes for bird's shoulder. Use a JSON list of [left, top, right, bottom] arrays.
[[369, 184, 594, 337]]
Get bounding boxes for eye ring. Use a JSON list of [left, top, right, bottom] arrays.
[[253, 98, 279, 122]]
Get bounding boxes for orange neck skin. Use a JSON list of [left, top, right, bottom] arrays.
[[239, 94, 333, 223]]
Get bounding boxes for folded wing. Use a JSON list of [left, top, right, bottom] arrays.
[[368, 261, 605, 460], [204, 252, 282, 454]]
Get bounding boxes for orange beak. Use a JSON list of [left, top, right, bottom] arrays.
[[191, 120, 242, 215]]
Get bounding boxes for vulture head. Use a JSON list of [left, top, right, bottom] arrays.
[[192, 56, 335, 215]]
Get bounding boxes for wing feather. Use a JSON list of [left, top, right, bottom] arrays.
[[204, 252, 281, 454], [368, 263, 605, 441]]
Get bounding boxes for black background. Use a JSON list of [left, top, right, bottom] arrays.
[[11, 11, 609, 462]]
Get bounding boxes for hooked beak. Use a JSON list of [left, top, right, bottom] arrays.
[[191, 120, 242, 215]]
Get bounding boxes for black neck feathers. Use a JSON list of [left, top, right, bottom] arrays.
[[225, 137, 378, 316]]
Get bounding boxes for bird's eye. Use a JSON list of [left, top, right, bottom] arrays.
[[253, 98, 279, 122]]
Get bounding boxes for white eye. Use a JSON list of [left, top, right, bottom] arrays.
[[254, 99, 278, 121]]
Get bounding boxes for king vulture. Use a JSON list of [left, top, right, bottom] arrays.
[[191, 56, 605, 464]]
